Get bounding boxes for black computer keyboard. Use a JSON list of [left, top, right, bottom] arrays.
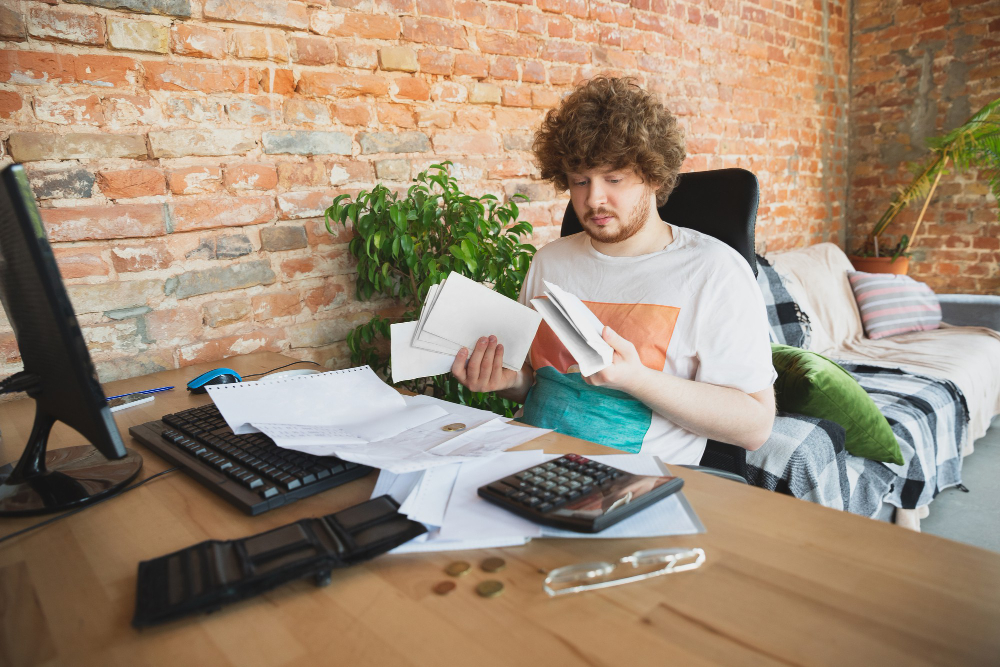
[[129, 404, 372, 515]]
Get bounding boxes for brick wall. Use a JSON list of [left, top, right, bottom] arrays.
[[0, 0, 849, 381], [848, 0, 1000, 294]]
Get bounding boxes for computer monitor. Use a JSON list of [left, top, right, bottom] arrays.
[[0, 164, 142, 516]]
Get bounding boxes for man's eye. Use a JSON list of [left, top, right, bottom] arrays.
[[608, 179, 622, 184], [573, 181, 587, 186]]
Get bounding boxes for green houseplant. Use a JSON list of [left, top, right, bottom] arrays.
[[324, 162, 536, 416], [851, 96, 1000, 273]]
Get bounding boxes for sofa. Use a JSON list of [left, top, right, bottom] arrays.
[[747, 243, 1000, 530]]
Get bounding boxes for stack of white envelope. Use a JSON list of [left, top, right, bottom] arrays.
[[372, 451, 706, 553], [391, 272, 543, 383]]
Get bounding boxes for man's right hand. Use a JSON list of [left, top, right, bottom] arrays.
[[451, 335, 530, 400]]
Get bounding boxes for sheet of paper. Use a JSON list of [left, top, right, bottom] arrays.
[[390, 530, 530, 554], [276, 394, 539, 474], [531, 298, 611, 376], [253, 403, 447, 447], [205, 366, 406, 435], [391, 321, 456, 383], [421, 272, 542, 371], [400, 463, 462, 526], [428, 418, 550, 457], [544, 280, 610, 349]]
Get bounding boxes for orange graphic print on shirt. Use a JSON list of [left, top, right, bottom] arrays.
[[530, 300, 681, 373]]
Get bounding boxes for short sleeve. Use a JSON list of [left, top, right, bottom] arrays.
[[693, 258, 777, 394]]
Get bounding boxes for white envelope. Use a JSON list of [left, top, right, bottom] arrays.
[[421, 272, 542, 371]]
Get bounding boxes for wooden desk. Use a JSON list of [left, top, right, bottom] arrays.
[[1, 352, 998, 666]]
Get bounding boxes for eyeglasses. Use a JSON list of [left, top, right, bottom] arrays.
[[543, 548, 705, 597]]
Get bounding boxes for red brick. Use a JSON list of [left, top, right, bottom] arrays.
[[27, 6, 105, 46], [109, 240, 174, 273], [305, 217, 353, 245], [540, 41, 591, 63], [502, 85, 532, 107], [97, 168, 166, 199], [145, 307, 203, 345], [177, 329, 287, 367], [0, 90, 21, 118], [418, 48, 454, 75], [167, 166, 223, 195], [53, 248, 111, 279], [336, 42, 378, 69], [402, 17, 468, 48], [145, 61, 257, 93], [277, 190, 339, 220], [230, 30, 290, 62], [298, 71, 389, 98], [547, 16, 573, 38], [522, 60, 546, 83], [276, 161, 328, 189], [477, 30, 538, 57], [432, 132, 500, 155], [204, 0, 309, 30], [304, 281, 348, 312], [32, 94, 104, 125], [225, 163, 278, 192], [253, 291, 304, 320], [455, 0, 486, 24], [486, 5, 517, 30], [393, 76, 431, 101], [42, 204, 166, 242], [314, 13, 401, 39], [518, 9, 547, 35], [419, 0, 454, 19], [537, 0, 588, 18], [377, 102, 417, 128], [417, 108, 453, 128], [490, 56, 519, 80], [332, 99, 372, 126], [279, 248, 352, 280], [292, 35, 337, 65], [170, 24, 226, 59], [454, 52, 488, 78], [170, 196, 276, 233]]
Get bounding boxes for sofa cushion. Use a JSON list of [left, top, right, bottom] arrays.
[[848, 271, 941, 339], [756, 254, 811, 348], [771, 343, 904, 465]]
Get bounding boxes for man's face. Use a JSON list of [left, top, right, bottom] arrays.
[[567, 167, 655, 245]]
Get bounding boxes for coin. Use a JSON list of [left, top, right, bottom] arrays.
[[476, 580, 504, 598], [433, 581, 456, 596], [441, 423, 466, 432], [481, 557, 506, 573], [445, 561, 471, 577]]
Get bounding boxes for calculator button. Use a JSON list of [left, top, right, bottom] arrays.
[[529, 467, 545, 474], [554, 485, 570, 495], [567, 471, 581, 479], [516, 471, 531, 480], [578, 485, 593, 494], [540, 481, 556, 490], [568, 480, 582, 489], [554, 476, 569, 485], [612, 471, 625, 479], [488, 483, 517, 497], [542, 471, 557, 480], [538, 491, 555, 501], [523, 496, 541, 507], [565, 489, 582, 500], [511, 491, 528, 501], [538, 502, 553, 512], [581, 476, 594, 484], [542, 462, 557, 470]]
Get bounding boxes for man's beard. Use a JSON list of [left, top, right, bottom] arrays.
[[583, 190, 652, 244]]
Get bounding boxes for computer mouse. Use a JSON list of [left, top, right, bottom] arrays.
[[187, 368, 243, 394]]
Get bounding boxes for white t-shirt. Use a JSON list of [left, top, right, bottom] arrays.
[[518, 223, 776, 464]]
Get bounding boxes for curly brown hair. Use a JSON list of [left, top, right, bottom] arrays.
[[533, 76, 686, 206]]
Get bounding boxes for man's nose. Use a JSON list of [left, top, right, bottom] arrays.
[[585, 181, 607, 210]]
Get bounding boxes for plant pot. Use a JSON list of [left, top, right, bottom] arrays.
[[848, 255, 910, 275]]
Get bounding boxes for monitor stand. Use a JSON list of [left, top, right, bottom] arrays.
[[0, 406, 143, 516]]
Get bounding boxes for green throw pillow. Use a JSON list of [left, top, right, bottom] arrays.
[[771, 344, 904, 465]]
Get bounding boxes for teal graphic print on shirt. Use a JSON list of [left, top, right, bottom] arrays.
[[518, 366, 652, 453]]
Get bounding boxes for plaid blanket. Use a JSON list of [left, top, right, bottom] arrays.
[[756, 254, 811, 349], [747, 364, 967, 515]]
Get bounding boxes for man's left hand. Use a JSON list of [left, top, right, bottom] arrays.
[[583, 326, 651, 393]]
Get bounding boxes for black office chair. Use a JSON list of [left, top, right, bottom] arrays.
[[560, 168, 761, 483]]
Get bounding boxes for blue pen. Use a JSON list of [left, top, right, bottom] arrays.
[[106, 386, 175, 401]]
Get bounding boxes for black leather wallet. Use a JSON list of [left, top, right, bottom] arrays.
[[133, 495, 425, 627]]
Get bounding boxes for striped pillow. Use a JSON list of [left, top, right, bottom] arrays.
[[848, 271, 941, 340]]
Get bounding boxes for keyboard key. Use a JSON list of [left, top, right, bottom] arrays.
[[260, 486, 279, 499]]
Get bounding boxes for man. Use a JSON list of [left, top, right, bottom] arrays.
[[451, 77, 776, 464]]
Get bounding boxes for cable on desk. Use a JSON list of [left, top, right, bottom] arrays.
[[0, 467, 179, 546], [241, 360, 322, 379]]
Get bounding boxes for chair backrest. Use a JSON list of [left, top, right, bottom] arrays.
[[559, 167, 760, 277]]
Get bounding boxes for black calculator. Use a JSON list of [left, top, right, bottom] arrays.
[[477, 454, 684, 533]]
